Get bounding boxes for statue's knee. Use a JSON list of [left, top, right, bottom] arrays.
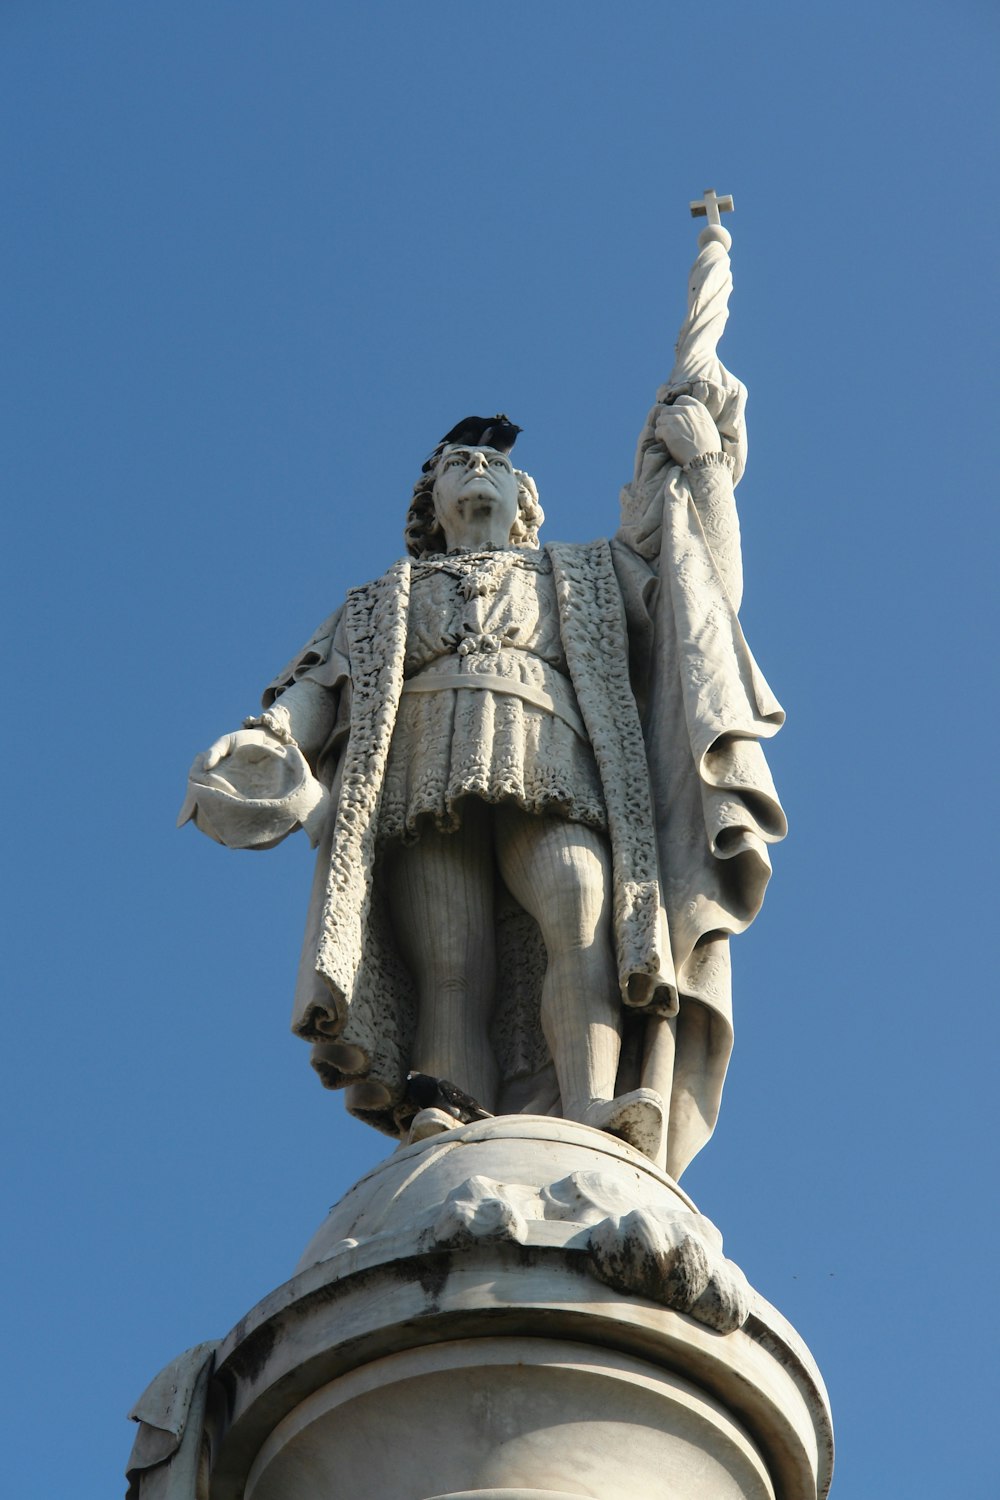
[[418, 967, 470, 997]]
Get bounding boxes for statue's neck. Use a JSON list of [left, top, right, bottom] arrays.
[[439, 516, 513, 552]]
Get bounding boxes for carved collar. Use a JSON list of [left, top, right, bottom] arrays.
[[414, 545, 550, 579]]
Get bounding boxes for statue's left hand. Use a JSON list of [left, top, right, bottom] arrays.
[[653, 395, 722, 467]]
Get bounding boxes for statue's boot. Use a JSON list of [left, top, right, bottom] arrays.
[[406, 1107, 458, 1144], [405, 1092, 665, 1159], [582, 1089, 664, 1161]]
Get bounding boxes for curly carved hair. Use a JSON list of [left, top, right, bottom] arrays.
[[404, 464, 544, 559]]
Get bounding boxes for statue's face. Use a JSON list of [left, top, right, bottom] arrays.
[[432, 445, 519, 546]]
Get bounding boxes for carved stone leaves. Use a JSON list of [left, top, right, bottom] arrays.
[[588, 1207, 750, 1334], [429, 1170, 750, 1333]]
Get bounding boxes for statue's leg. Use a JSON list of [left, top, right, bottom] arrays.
[[494, 807, 621, 1122], [383, 800, 499, 1111]]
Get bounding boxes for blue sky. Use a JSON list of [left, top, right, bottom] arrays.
[[2, 3, 997, 1495]]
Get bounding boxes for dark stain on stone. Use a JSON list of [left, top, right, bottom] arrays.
[[221, 1320, 277, 1386], [412, 1251, 451, 1308], [556, 1246, 591, 1278]]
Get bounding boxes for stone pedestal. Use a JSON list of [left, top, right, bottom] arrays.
[[199, 1118, 832, 1500]]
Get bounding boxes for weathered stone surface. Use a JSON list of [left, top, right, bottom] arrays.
[[588, 1206, 751, 1333], [186, 1119, 831, 1500], [432, 1174, 530, 1248], [244, 1341, 777, 1500], [128, 1099, 831, 1500], [294, 1115, 703, 1272]]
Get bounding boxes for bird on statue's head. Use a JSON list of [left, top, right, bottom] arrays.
[[422, 413, 523, 473]]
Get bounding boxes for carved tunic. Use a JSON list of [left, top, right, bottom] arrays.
[[379, 548, 607, 841]]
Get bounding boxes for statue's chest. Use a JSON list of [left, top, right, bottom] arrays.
[[404, 551, 563, 670]]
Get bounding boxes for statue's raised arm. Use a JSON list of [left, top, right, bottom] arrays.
[[620, 191, 748, 608], [663, 190, 748, 472]]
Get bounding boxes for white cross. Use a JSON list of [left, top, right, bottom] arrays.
[[690, 189, 734, 226]]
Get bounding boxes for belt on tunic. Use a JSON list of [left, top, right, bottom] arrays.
[[400, 656, 589, 742]]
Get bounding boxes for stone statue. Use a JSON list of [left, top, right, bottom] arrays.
[[179, 209, 785, 1179]]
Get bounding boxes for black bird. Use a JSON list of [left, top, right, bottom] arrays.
[[405, 1071, 493, 1123], [422, 414, 523, 472]]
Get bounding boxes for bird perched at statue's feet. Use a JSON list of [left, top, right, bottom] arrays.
[[406, 1071, 493, 1123], [422, 414, 522, 471]]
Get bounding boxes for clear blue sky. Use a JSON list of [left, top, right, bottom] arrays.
[[3, 3, 997, 1495]]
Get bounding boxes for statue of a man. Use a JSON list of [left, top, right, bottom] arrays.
[[179, 234, 785, 1178]]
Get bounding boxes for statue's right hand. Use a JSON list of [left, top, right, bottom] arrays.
[[191, 728, 276, 780], [179, 730, 287, 829], [179, 728, 329, 847]]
